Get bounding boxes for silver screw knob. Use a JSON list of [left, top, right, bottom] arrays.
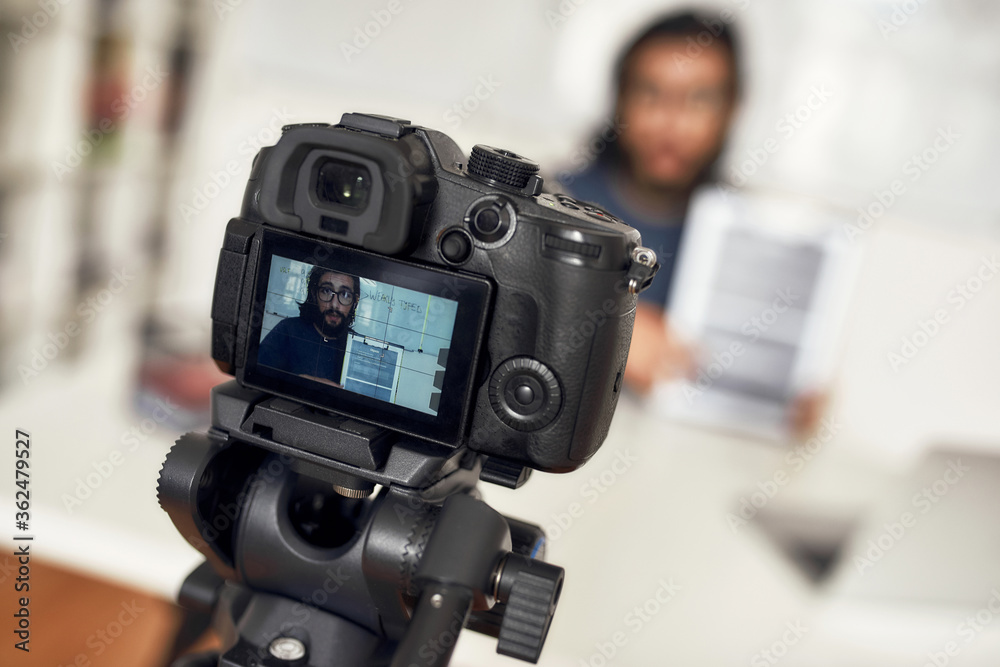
[[269, 637, 306, 661]]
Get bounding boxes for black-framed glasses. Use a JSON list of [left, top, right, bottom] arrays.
[[317, 287, 357, 306]]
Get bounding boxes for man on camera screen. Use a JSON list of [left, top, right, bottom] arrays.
[[258, 264, 360, 387]]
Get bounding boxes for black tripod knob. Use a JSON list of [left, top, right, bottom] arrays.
[[494, 555, 564, 663], [467, 145, 540, 190]]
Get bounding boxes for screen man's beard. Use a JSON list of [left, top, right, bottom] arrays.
[[318, 308, 348, 338]]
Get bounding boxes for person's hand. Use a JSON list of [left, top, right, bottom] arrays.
[[788, 390, 829, 440], [624, 302, 694, 395], [300, 374, 343, 388]]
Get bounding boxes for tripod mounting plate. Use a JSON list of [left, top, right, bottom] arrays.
[[211, 380, 473, 491]]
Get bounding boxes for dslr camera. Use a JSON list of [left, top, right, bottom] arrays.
[[159, 113, 656, 667]]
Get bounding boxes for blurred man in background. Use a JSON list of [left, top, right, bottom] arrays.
[[560, 11, 740, 394], [560, 12, 824, 435]]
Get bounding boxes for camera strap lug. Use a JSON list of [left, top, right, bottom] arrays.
[[626, 246, 659, 295]]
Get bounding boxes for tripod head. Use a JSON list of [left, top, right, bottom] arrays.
[[159, 381, 564, 666]]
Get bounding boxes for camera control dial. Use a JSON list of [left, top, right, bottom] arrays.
[[489, 357, 562, 431], [468, 145, 541, 192]]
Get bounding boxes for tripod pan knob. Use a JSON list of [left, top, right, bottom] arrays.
[[495, 555, 564, 662]]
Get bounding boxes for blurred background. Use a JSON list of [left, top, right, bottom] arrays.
[[0, 0, 998, 665]]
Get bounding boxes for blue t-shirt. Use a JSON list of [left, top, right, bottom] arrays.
[[559, 162, 685, 308], [257, 316, 348, 382]]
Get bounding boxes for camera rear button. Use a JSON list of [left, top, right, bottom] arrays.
[[513, 384, 535, 405], [439, 228, 474, 264], [473, 207, 502, 235], [489, 357, 562, 431]]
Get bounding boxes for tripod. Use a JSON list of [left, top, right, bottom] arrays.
[[158, 381, 564, 667]]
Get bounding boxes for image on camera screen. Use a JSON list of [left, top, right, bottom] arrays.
[[257, 255, 459, 416]]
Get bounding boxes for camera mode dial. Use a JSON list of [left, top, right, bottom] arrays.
[[489, 357, 561, 431], [468, 145, 540, 191]]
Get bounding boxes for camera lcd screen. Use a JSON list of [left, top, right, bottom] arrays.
[[243, 230, 492, 446]]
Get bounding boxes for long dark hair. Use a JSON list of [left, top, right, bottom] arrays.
[[299, 265, 360, 328]]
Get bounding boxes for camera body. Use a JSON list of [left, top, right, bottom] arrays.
[[209, 113, 655, 475]]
